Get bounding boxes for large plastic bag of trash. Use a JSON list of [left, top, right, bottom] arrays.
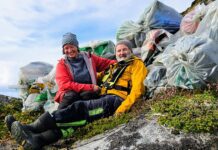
[[180, 4, 206, 35], [22, 82, 58, 112], [18, 62, 53, 101], [22, 91, 53, 112], [138, 0, 182, 33], [132, 47, 142, 58], [144, 64, 167, 88], [116, 21, 143, 41], [36, 68, 58, 113], [43, 85, 59, 113], [155, 35, 218, 89], [116, 21, 146, 47], [22, 93, 45, 112], [195, 0, 218, 41], [141, 29, 172, 66], [116, 0, 182, 47], [144, 64, 167, 98], [204, 26, 218, 42], [36, 67, 56, 84], [80, 40, 115, 58], [22, 83, 47, 112]]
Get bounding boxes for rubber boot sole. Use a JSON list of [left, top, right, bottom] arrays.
[[5, 115, 16, 132], [11, 121, 39, 150]]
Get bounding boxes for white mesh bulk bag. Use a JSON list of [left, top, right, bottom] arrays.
[[155, 35, 218, 89], [18, 62, 53, 100]]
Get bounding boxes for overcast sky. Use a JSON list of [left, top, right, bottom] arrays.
[[0, 0, 193, 87]]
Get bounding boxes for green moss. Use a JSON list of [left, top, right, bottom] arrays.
[[72, 114, 132, 140], [0, 99, 41, 141], [152, 91, 218, 133], [1, 88, 217, 146]]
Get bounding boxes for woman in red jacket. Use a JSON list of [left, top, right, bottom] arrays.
[[55, 32, 116, 109]]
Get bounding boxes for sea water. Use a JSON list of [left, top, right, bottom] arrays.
[[0, 86, 19, 98]]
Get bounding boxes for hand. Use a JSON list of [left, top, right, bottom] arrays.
[[93, 85, 101, 93]]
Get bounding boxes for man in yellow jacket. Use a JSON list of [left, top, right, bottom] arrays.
[[100, 40, 148, 115], [5, 40, 148, 149]]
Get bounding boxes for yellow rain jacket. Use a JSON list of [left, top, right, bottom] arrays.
[[100, 56, 148, 114]]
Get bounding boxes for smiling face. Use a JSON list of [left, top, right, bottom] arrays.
[[115, 44, 132, 62], [63, 44, 79, 58]]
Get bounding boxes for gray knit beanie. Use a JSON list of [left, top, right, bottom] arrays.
[[62, 32, 79, 47], [115, 40, 133, 52]]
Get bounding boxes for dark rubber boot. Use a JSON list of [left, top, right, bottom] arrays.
[[24, 129, 62, 150], [11, 121, 62, 150], [5, 115, 16, 132], [25, 112, 57, 133]]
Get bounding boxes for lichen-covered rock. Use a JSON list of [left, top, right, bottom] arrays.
[[73, 116, 218, 150]]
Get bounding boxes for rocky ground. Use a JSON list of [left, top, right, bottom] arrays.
[[72, 115, 218, 150], [2, 115, 217, 150]]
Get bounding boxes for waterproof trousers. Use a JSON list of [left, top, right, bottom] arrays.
[[53, 95, 123, 128], [58, 90, 100, 109]]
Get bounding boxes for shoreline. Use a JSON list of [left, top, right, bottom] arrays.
[[0, 86, 19, 98]]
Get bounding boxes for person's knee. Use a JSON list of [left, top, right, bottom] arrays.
[[64, 91, 80, 99], [79, 91, 99, 100], [58, 91, 81, 109]]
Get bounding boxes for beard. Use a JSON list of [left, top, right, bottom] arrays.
[[116, 52, 132, 62]]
